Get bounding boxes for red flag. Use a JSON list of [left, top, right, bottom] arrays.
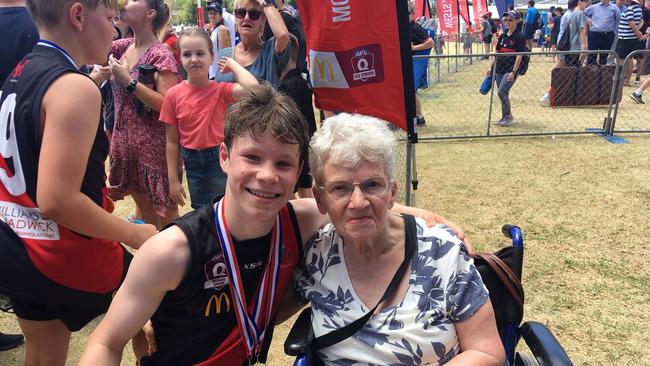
[[415, 0, 431, 18], [196, 7, 205, 28], [458, 0, 471, 26], [437, 0, 459, 36], [296, 0, 412, 131], [473, 0, 489, 33]]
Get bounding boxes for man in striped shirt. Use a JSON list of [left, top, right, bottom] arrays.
[[615, 0, 647, 84]]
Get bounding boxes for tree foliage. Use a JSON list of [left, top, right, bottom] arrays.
[[170, 0, 234, 26]]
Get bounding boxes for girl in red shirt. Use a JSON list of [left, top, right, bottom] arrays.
[[160, 28, 258, 209]]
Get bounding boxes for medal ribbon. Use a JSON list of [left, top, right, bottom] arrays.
[[215, 198, 282, 359], [37, 40, 79, 69]]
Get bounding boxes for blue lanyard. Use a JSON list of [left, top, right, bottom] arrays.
[[37, 40, 78, 69]]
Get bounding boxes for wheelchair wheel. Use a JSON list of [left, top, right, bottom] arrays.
[[514, 352, 539, 366]]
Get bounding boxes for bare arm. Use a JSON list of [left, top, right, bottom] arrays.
[[37, 74, 157, 249], [445, 300, 504, 366], [108, 54, 178, 112], [218, 26, 232, 51], [79, 227, 191, 365], [218, 57, 259, 101], [412, 37, 434, 51], [165, 124, 185, 206], [259, 1, 289, 54]]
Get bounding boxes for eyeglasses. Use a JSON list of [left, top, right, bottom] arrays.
[[317, 176, 391, 200], [234, 8, 263, 20]]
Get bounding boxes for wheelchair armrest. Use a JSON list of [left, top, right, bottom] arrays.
[[520, 321, 573, 366], [284, 307, 314, 356]]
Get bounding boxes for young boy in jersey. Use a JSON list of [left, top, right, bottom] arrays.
[[80, 84, 457, 366], [0, 0, 157, 365]]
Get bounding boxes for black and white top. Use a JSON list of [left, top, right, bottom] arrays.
[[294, 218, 489, 365], [617, 2, 642, 39]]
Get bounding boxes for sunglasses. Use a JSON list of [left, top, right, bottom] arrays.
[[317, 176, 391, 200], [234, 8, 263, 20]]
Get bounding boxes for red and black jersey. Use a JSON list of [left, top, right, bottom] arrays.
[[495, 30, 527, 74], [141, 198, 302, 366], [0, 44, 127, 303]]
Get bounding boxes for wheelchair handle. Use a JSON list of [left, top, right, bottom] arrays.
[[501, 224, 523, 248]]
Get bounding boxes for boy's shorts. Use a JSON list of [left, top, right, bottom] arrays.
[[10, 295, 113, 331], [1, 242, 132, 332]]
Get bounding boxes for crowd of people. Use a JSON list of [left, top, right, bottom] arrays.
[[0, 0, 507, 365], [415, 0, 649, 125]]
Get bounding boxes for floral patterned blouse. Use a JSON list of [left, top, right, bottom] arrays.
[[294, 217, 489, 365]]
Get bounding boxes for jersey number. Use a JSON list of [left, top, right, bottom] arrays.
[[0, 91, 27, 196]]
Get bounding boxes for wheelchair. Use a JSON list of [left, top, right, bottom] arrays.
[[284, 224, 573, 366]]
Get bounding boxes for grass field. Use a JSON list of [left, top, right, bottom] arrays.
[[1, 133, 649, 365]]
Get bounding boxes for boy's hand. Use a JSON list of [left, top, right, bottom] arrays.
[[169, 180, 186, 207], [125, 223, 158, 250], [144, 320, 157, 355]]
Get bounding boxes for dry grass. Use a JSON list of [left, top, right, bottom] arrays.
[[2, 134, 649, 365]]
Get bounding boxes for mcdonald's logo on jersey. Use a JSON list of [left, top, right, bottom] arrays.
[[204, 293, 231, 317], [314, 58, 335, 83]]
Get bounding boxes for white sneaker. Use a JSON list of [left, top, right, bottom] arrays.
[[539, 92, 550, 107]]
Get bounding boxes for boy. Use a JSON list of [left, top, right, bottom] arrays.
[[80, 84, 455, 365], [0, 0, 157, 365]]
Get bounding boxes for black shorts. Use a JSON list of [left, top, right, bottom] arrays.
[[615, 38, 642, 60], [10, 295, 111, 331], [483, 34, 493, 44], [0, 239, 132, 332]]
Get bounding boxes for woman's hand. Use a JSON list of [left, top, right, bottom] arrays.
[[108, 54, 131, 86], [507, 71, 515, 81]]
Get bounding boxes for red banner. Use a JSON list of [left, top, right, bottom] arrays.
[[473, 0, 488, 32], [296, 0, 411, 131], [458, 0, 470, 27], [437, 0, 458, 36], [196, 7, 205, 28], [415, 0, 431, 18]]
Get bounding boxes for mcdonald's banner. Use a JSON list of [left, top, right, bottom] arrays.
[[415, 0, 432, 18], [458, 0, 471, 27], [437, 0, 459, 36], [473, 0, 488, 33], [296, 0, 412, 131]]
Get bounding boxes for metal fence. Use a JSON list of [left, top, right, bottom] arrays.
[[413, 49, 649, 141], [611, 49, 650, 134]]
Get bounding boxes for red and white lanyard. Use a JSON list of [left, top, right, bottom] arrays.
[[214, 198, 282, 362]]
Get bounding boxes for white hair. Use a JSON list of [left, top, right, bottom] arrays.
[[309, 113, 396, 185]]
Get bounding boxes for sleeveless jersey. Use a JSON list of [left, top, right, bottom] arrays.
[[0, 44, 126, 300], [142, 199, 302, 366]]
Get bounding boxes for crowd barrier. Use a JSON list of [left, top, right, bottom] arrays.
[[412, 49, 649, 141]]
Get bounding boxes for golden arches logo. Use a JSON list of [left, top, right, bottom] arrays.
[[204, 293, 231, 317], [314, 58, 335, 82]]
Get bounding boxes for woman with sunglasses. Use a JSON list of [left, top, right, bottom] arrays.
[[487, 11, 526, 127], [107, 0, 182, 229], [215, 0, 290, 86], [293, 114, 504, 366]]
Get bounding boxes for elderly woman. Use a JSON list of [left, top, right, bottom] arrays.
[[294, 114, 504, 365], [215, 0, 290, 86]]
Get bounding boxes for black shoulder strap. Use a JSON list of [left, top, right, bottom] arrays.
[[312, 214, 418, 350]]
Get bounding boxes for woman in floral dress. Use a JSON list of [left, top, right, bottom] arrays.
[[108, 0, 181, 228]]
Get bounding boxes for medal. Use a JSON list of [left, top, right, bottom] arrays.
[[214, 198, 282, 362]]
